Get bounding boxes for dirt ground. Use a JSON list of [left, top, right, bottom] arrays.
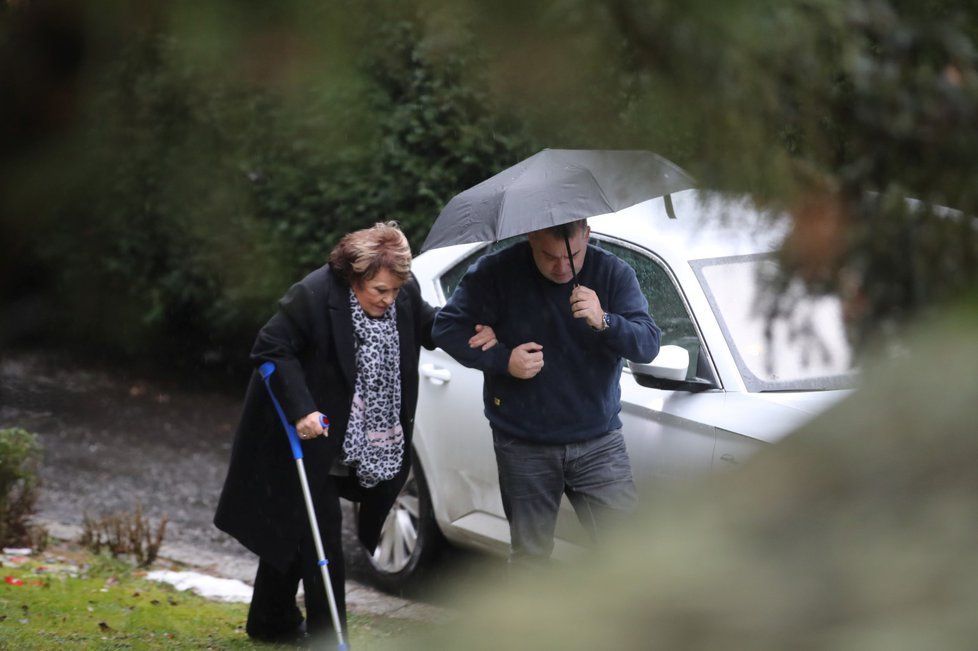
[[0, 348, 371, 579]]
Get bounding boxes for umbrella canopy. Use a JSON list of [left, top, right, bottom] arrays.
[[421, 149, 695, 252]]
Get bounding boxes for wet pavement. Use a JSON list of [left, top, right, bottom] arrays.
[[0, 349, 444, 620]]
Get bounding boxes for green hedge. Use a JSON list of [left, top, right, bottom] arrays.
[[0, 428, 42, 548], [24, 17, 531, 371]]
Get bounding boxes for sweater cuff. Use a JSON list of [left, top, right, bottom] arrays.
[[484, 344, 512, 375]]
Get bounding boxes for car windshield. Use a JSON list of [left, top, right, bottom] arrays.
[[693, 254, 856, 392]]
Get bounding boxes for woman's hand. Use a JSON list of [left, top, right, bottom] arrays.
[[469, 324, 499, 351], [296, 411, 327, 440]]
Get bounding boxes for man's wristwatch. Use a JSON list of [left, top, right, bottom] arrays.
[[594, 312, 611, 332]]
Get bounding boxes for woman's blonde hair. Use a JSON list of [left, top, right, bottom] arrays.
[[329, 221, 412, 285]]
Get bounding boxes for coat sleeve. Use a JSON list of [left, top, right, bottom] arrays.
[[599, 262, 662, 364], [249, 281, 320, 424], [432, 257, 511, 374]]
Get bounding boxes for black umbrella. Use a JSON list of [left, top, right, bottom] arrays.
[[421, 149, 694, 282]]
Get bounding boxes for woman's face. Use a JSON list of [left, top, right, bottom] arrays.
[[353, 267, 405, 317]]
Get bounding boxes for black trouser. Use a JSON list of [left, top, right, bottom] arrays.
[[246, 474, 347, 644]]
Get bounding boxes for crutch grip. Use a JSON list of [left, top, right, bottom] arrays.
[[258, 363, 332, 459]]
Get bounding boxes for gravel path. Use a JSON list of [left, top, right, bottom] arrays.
[[1, 350, 263, 559]]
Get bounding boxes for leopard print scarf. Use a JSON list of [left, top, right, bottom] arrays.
[[343, 289, 404, 488]]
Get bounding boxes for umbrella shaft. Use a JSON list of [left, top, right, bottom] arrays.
[[563, 233, 579, 285]]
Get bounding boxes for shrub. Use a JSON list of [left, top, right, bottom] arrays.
[[0, 427, 44, 548], [80, 504, 168, 567], [20, 19, 532, 374]]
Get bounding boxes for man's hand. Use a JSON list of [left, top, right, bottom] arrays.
[[469, 324, 499, 351], [570, 285, 605, 330], [508, 342, 544, 379], [296, 411, 327, 440]]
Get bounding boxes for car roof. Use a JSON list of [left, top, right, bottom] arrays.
[[588, 189, 789, 262]]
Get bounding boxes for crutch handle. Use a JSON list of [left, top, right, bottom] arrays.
[[257, 361, 276, 380], [258, 363, 332, 459]]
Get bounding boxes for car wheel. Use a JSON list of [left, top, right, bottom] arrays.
[[359, 457, 444, 594]]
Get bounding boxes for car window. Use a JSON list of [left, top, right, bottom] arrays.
[[694, 254, 855, 391], [438, 238, 525, 299], [593, 239, 715, 384], [438, 246, 488, 299]]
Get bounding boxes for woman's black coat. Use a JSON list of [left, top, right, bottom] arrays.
[[214, 264, 437, 573]]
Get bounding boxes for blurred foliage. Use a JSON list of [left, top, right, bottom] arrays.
[[396, 306, 978, 649], [0, 1, 531, 370], [2, 0, 977, 370], [450, 0, 978, 353]]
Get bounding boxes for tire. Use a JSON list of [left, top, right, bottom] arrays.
[[358, 456, 445, 594]]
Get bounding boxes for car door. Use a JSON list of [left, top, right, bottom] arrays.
[[415, 247, 510, 546], [590, 238, 723, 480]]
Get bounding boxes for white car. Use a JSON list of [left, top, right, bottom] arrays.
[[362, 189, 854, 590]]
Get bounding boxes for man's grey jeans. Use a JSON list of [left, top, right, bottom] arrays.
[[492, 427, 637, 563]]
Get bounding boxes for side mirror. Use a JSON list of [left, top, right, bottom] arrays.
[[628, 345, 713, 392]]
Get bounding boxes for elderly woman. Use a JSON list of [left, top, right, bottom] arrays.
[[215, 222, 494, 644]]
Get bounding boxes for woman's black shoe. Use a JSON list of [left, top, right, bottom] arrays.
[[248, 620, 309, 646]]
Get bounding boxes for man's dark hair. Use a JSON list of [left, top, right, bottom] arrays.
[[543, 219, 588, 240]]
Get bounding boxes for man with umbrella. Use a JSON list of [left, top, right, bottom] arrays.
[[432, 215, 661, 564], [426, 150, 688, 563]]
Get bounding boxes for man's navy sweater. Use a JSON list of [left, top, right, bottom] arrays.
[[432, 241, 661, 444]]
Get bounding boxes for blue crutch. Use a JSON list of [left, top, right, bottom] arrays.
[[258, 362, 348, 651]]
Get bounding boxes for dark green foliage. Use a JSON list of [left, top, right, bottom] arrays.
[[3, 0, 977, 369], [359, 19, 534, 248], [2, 5, 530, 370], [34, 35, 300, 367], [0, 428, 42, 547]]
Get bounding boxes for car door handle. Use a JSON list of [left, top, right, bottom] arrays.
[[420, 364, 452, 385]]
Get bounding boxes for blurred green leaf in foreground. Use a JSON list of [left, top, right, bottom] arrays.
[[398, 304, 978, 650]]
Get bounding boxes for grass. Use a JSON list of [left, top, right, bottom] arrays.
[[0, 546, 426, 650]]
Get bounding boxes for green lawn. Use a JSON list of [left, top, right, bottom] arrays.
[[1, 550, 423, 650]]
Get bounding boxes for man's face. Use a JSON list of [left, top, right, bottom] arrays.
[[527, 226, 590, 284]]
